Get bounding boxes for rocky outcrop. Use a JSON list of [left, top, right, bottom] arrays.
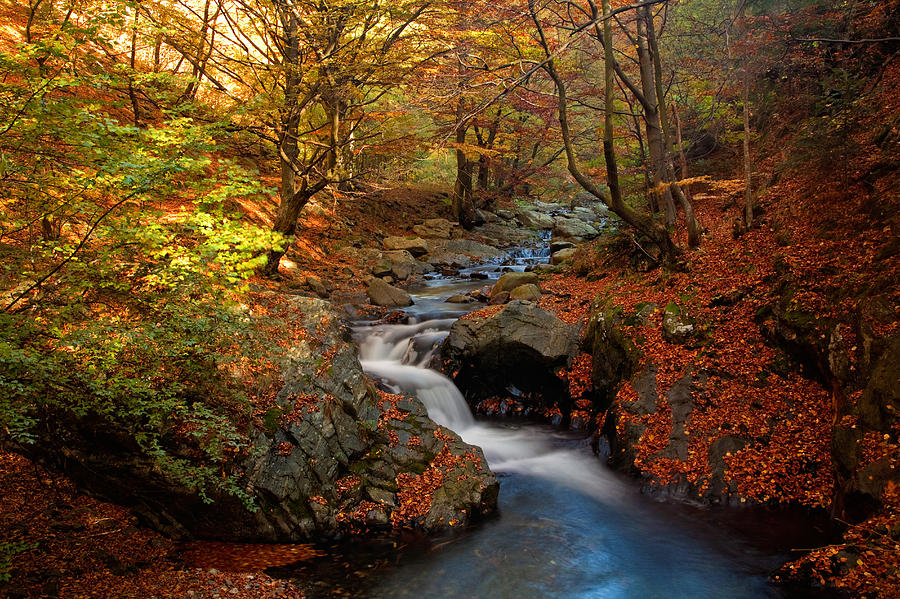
[[758, 281, 899, 520], [516, 207, 554, 230], [366, 278, 413, 307], [490, 271, 539, 296], [441, 300, 578, 409], [382, 236, 429, 257], [17, 297, 498, 542], [552, 217, 599, 243], [413, 218, 455, 239], [424, 239, 503, 267]]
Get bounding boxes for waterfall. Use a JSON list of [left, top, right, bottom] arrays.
[[354, 315, 629, 506]]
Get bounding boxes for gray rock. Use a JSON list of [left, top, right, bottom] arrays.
[[425, 239, 503, 267], [550, 241, 575, 254], [442, 300, 578, 402], [509, 283, 542, 302], [571, 206, 600, 223], [491, 271, 539, 296], [366, 278, 413, 307], [383, 236, 429, 257], [550, 247, 577, 265], [552, 217, 599, 242], [446, 294, 477, 304], [516, 207, 554, 229], [412, 218, 455, 239], [661, 303, 699, 345], [495, 209, 515, 220]]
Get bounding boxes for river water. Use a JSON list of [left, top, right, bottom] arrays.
[[289, 245, 828, 598]]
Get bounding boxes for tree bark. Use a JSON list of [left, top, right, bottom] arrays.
[[636, 11, 676, 226], [644, 5, 701, 246]]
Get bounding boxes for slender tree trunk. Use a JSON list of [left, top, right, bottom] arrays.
[[644, 6, 701, 246], [265, 10, 303, 275], [742, 58, 753, 228], [128, 7, 141, 127], [601, 0, 623, 213], [672, 99, 690, 199], [452, 118, 476, 229], [636, 12, 676, 226]]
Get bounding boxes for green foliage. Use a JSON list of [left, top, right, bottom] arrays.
[[0, 8, 285, 509], [0, 541, 37, 583]]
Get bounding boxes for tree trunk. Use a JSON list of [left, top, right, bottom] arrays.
[[742, 59, 753, 229], [452, 126, 476, 229], [264, 9, 303, 276], [452, 90, 476, 229], [644, 6, 701, 247], [636, 11, 676, 227]]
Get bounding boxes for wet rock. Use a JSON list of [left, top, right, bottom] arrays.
[[446, 294, 477, 304], [550, 241, 575, 254], [442, 300, 578, 407], [425, 239, 503, 267], [550, 247, 577, 265], [383, 236, 429, 257], [366, 278, 413, 307]]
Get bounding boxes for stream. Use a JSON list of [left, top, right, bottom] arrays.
[[285, 242, 829, 598]]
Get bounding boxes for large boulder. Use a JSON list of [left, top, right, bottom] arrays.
[[509, 283, 542, 302], [516, 207, 554, 229], [413, 218, 455, 239], [441, 300, 579, 407], [366, 278, 413, 307], [424, 239, 503, 267], [16, 297, 498, 541], [550, 247, 577, 265], [383, 236, 429, 257], [552, 217, 599, 242], [490, 271, 539, 296], [373, 250, 431, 282]]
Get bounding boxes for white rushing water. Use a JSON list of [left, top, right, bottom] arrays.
[[356, 315, 630, 507]]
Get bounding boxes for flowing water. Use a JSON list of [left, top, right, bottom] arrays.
[[290, 243, 828, 598]]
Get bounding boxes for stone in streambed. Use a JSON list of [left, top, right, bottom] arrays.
[[366, 278, 413, 307], [550, 247, 577, 265], [509, 284, 542, 302], [441, 300, 578, 406], [383, 236, 429, 257], [490, 271, 539, 296]]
